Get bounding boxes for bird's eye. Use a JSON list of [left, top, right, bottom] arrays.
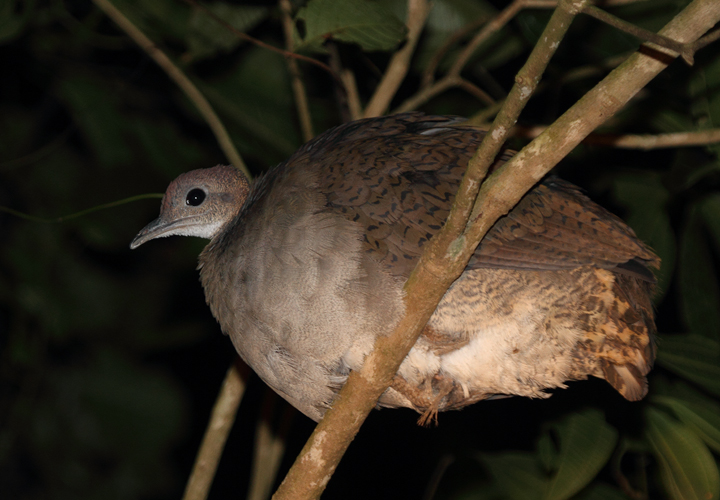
[[186, 188, 206, 206]]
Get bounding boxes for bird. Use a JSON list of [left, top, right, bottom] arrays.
[[131, 113, 659, 423]]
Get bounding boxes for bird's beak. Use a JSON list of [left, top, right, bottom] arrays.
[[130, 217, 170, 249], [130, 214, 206, 249]]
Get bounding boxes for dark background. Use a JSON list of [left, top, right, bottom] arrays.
[[1, 0, 719, 499]]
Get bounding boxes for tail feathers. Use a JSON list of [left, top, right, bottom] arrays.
[[600, 273, 656, 400], [602, 362, 647, 401]]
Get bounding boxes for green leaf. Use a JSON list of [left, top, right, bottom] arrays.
[[543, 409, 618, 500], [478, 452, 546, 500], [657, 335, 720, 397], [185, 3, 269, 62], [645, 407, 720, 500], [679, 204, 720, 340], [654, 396, 720, 454], [295, 0, 407, 53]]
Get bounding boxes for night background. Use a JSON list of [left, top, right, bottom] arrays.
[[1, 0, 719, 499]]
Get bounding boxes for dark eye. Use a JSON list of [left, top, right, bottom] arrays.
[[186, 188, 206, 206]]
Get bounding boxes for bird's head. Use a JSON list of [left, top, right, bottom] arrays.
[[130, 165, 249, 249]]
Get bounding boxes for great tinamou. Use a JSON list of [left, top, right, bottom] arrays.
[[131, 113, 659, 423]]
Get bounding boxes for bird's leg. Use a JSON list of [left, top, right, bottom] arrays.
[[390, 373, 457, 426]]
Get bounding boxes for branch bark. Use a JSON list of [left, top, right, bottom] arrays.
[[363, 0, 431, 118], [272, 1, 720, 498], [280, 0, 313, 142], [182, 362, 249, 500], [515, 126, 720, 149], [271, 1, 597, 498]]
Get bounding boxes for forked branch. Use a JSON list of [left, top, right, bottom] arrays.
[[272, 1, 720, 499]]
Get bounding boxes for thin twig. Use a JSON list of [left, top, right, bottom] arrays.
[[449, 0, 556, 77], [271, 1, 590, 498], [692, 26, 720, 52], [0, 193, 163, 224], [397, 0, 677, 114], [280, 0, 313, 142], [583, 5, 695, 64], [394, 76, 460, 113], [363, 0, 431, 117], [421, 16, 490, 89], [515, 126, 720, 149], [327, 42, 354, 123], [247, 392, 293, 500], [457, 78, 496, 106], [467, 100, 505, 125], [396, 0, 558, 113], [182, 0, 338, 83], [90, 0, 249, 177], [556, 52, 630, 85], [341, 68, 363, 121], [182, 362, 249, 500]]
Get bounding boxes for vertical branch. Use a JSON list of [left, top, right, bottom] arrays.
[[90, 0, 249, 177], [247, 393, 293, 500], [280, 0, 314, 142], [341, 69, 363, 121], [363, 0, 431, 117], [182, 362, 249, 500]]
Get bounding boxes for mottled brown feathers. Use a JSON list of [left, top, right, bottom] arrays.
[[133, 113, 659, 422]]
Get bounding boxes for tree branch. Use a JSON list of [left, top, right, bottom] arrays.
[[247, 393, 294, 500], [583, 5, 695, 64], [271, 1, 592, 498], [182, 0, 338, 84], [395, 0, 558, 113], [90, 0, 250, 177], [467, 0, 720, 226], [182, 362, 249, 500], [515, 126, 720, 149], [279, 0, 313, 142], [341, 68, 363, 121], [363, 0, 431, 117]]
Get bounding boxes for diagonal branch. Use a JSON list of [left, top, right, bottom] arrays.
[[271, 1, 593, 498], [182, 0, 338, 83], [395, 0, 558, 113], [182, 362, 249, 500], [279, 0, 314, 142], [90, 0, 249, 177], [363, 0, 431, 118], [272, 1, 720, 499], [583, 5, 695, 63]]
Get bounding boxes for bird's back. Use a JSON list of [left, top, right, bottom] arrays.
[[199, 113, 658, 421]]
